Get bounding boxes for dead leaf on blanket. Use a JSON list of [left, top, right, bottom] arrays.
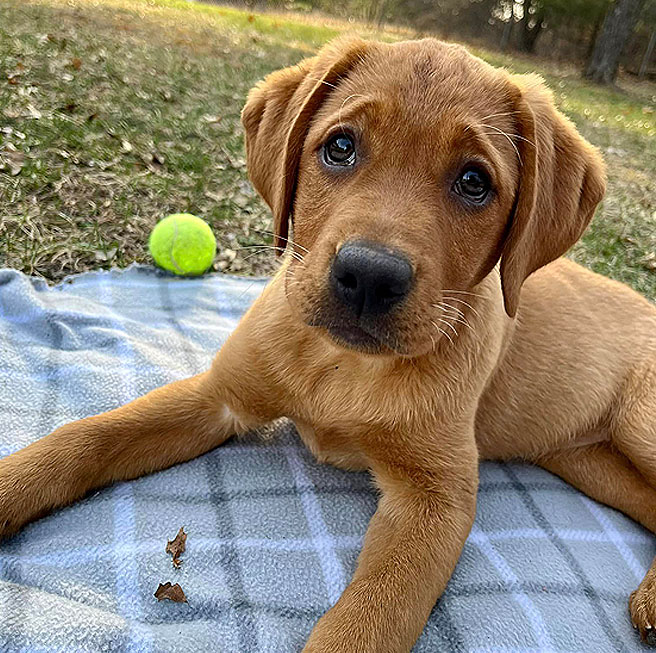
[[154, 582, 187, 603], [166, 526, 187, 567]]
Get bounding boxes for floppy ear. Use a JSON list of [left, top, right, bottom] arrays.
[[241, 38, 369, 253], [500, 74, 606, 317]]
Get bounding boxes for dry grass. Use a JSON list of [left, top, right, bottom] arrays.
[[0, 0, 654, 299]]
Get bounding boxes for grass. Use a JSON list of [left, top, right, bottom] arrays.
[[0, 0, 654, 299]]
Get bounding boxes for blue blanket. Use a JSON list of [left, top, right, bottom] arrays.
[[0, 265, 653, 652]]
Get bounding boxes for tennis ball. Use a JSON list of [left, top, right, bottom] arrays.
[[149, 213, 216, 276]]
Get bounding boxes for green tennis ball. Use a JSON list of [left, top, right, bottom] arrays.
[[149, 213, 216, 276]]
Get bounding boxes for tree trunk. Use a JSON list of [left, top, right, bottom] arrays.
[[519, 5, 545, 53], [585, 15, 604, 62], [585, 0, 648, 84], [500, 3, 515, 51], [639, 28, 656, 78], [463, 0, 496, 37]]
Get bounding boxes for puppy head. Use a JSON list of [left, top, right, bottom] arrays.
[[242, 37, 606, 357]]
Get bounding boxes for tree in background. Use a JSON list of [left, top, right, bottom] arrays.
[[504, 0, 610, 54], [518, 0, 545, 52], [288, 0, 653, 76], [585, 0, 648, 82], [636, 0, 656, 77]]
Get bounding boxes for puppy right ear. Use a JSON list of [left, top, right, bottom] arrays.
[[499, 74, 606, 317], [241, 38, 368, 253]]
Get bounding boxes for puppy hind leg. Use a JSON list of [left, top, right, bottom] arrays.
[[610, 359, 656, 487], [605, 359, 656, 641], [537, 442, 656, 642], [538, 442, 656, 532]]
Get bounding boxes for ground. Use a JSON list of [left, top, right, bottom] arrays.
[[0, 0, 654, 300]]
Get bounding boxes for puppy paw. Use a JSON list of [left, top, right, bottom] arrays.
[[630, 578, 656, 644]]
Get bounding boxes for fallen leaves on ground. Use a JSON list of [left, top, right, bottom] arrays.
[[154, 582, 187, 603], [166, 526, 187, 568]]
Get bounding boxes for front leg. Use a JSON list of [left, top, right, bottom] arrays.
[[0, 278, 288, 539], [304, 438, 478, 653], [0, 366, 264, 539]]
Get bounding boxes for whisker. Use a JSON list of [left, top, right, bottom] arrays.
[[338, 93, 364, 133], [307, 76, 339, 90], [252, 228, 310, 254], [431, 320, 454, 345], [478, 128, 535, 147], [477, 110, 520, 122], [443, 296, 482, 320], [226, 249, 269, 268], [236, 244, 304, 257], [236, 280, 260, 301], [432, 302, 471, 327], [234, 245, 304, 264], [433, 301, 466, 319], [434, 310, 472, 330], [442, 289, 487, 299], [451, 317, 472, 330], [475, 124, 522, 164], [434, 316, 459, 337], [250, 246, 304, 264]]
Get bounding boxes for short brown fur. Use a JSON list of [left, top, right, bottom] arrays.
[[1, 37, 656, 651]]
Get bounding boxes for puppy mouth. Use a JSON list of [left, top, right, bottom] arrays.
[[307, 309, 397, 354], [287, 276, 403, 354], [325, 322, 382, 351]]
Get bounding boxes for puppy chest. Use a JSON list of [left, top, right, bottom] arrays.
[[292, 418, 369, 471]]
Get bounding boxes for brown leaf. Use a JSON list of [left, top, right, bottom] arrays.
[[154, 582, 187, 603], [166, 527, 187, 566]]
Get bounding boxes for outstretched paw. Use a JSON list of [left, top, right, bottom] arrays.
[[630, 579, 656, 644]]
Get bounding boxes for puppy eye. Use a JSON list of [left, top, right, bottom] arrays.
[[323, 133, 356, 167], [453, 167, 490, 203]]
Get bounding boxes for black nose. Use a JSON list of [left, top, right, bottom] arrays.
[[330, 241, 413, 317]]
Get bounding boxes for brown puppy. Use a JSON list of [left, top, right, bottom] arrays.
[[1, 37, 656, 651]]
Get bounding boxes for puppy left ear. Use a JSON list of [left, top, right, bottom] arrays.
[[241, 38, 369, 253], [500, 74, 606, 317]]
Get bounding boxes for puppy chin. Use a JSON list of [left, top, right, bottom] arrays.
[[307, 308, 416, 357], [321, 325, 434, 358], [322, 322, 387, 355]]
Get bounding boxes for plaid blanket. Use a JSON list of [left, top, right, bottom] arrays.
[[0, 264, 653, 653]]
